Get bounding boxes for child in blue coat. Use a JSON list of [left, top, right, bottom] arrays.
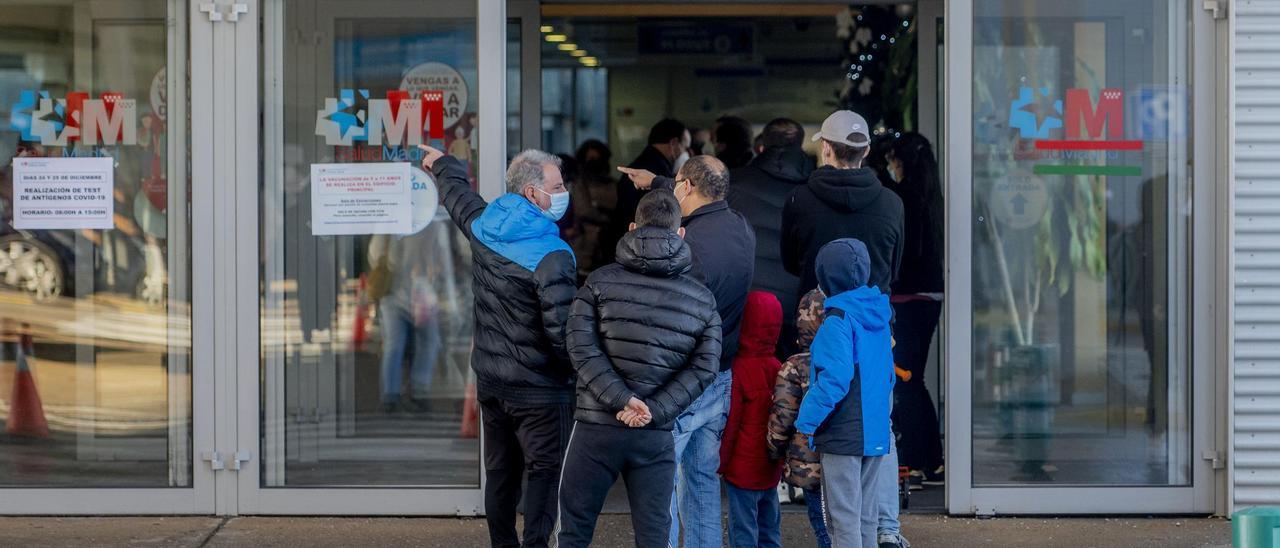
[[794, 238, 895, 548]]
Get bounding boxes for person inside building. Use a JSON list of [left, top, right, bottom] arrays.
[[418, 144, 577, 548], [619, 155, 755, 548], [554, 189, 722, 548], [884, 132, 946, 487], [781, 109, 903, 298], [728, 117, 815, 360], [367, 230, 444, 414], [713, 115, 756, 170], [604, 119, 690, 265], [568, 139, 617, 277]]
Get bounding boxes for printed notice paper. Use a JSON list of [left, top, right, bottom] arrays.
[[310, 162, 412, 235], [12, 157, 115, 230]]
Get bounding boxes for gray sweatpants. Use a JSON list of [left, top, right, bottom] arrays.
[[821, 452, 885, 548]]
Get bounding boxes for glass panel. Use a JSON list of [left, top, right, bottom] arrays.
[[970, 0, 1190, 485], [261, 0, 479, 487], [507, 19, 521, 161], [0, 1, 190, 487]]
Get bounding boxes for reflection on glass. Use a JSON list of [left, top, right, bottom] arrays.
[[0, 1, 190, 487], [261, 0, 479, 487], [971, 0, 1189, 485]]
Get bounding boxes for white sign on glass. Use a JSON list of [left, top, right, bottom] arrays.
[[310, 162, 412, 235], [11, 156, 115, 230]]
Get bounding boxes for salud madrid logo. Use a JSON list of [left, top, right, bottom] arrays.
[[10, 90, 138, 148], [315, 89, 447, 147], [1009, 86, 1142, 177]]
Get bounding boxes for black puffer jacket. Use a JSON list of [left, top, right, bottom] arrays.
[[434, 156, 578, 405], [782, 166, 904, 298], [566, 226, 722, 430], [728, 145, 814, 358]]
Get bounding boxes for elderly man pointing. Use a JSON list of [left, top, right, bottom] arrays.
[[420, 145, 576, 548]]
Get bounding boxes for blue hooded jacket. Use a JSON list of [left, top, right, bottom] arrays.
[[794, 238, 895, 457], [471, 193, 573, 272]]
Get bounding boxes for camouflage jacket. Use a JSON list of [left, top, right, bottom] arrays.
[[767, 351, 822, 490]]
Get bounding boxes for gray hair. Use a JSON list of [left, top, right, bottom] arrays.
[[505, 149, 562, 194], [679, 155, 730, 201]]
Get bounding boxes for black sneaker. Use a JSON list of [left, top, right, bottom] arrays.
[[923, 465, 945, 485], [908, 470, 924, 491]]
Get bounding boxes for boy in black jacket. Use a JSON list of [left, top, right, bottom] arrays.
[[553, 190, 723, 548]]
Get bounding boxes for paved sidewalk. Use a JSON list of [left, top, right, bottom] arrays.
[[0, 514, 1230, 547]]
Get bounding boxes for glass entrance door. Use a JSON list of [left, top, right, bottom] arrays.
[[0, 0, 212, 513], [946, 0, 1218, 513], [238, 0, 510, 514]]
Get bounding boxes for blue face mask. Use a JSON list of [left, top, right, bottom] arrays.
[[537, 187, 570, 221]]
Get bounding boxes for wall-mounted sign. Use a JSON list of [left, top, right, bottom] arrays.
[[11, 157, 114, 230], [310, 162, 411, 235], [637, 21, 754, 55]]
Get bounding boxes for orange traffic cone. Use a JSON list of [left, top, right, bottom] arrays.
[[7, 335, 49, 439], [459, 381, 478, 438], [351, 274, 369, 352]]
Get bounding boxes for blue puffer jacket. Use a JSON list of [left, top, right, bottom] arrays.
[[794, 239, 895, 457]]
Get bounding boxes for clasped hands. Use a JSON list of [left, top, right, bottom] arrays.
[[616, 397, 652, 428]]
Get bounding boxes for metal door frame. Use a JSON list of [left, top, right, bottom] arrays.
[[943, 0, 1222, 515], [231, 0, 510, 515], [0, 0, 213, 514]]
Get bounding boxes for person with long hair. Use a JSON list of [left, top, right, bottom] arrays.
[[884, 132, 946, 487]]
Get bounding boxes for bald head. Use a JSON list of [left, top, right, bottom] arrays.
[[677, 155, 730, 201]]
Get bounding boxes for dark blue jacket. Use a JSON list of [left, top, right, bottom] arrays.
[[677, 200, 756, 371]]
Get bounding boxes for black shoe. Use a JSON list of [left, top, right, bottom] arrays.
[[907, 470, 924, 491], [380, 401, 401, 414], [923, 465, 945, 485], [400, 396, 430, 414]]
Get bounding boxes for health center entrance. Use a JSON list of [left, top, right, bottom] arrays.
[[0, 0, 1224, 516]]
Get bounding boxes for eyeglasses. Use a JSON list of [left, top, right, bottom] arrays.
[[674, 178, 691, 187]]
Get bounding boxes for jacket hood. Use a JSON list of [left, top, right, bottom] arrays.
[[795, 289, 826, 351], [753, 145, 814, 184], [807, 165, 888, 212], [615, 225, 692, 277], [475, 193, 558, 244], [816, 238, 870, 296], [825, 286, 891, 333], [738, 291, 782, 357]]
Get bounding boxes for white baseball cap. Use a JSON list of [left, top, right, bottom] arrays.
[[811, 110, 871, 147]]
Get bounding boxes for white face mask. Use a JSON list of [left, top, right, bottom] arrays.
[[536, 187, 570, 221], [887, 165, 901, 183], [672, 150, 690, 173]]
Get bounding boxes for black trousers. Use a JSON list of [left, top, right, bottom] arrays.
[[553, 422, 675, 548], [891, 299, 945, 472], [481, 395, 573, 548]]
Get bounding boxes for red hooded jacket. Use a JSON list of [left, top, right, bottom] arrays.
[[719, 291, 785, 489]]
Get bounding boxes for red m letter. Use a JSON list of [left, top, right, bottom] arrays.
[[1065, 88, 1124, 139]]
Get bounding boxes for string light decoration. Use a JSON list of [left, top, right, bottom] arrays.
[[835, 5, 918, 133]]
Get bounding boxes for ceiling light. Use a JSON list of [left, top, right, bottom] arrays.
[[570, 49, 587, 57], [580, 57, 598, 66], [557, 43, 577, 51], [539, 25, 553, 33], [545, 34, 567, 43]]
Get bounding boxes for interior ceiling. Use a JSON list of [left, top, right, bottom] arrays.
[[540, 14, 845, 69]]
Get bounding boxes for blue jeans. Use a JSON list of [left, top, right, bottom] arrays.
[[803, 487, 832, 548], [877, 436, 901, 537], [669, 369, 731, 548], [726, 483, 781, 548], [378, 298, 440, 403]]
